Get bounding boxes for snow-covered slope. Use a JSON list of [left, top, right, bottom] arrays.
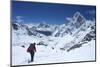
[[12, 40, 95, 65], [12, 12, 96, 66]]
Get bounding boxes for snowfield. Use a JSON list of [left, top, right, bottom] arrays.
[[12, 40, 95, 65], [12, 12, 96, 66]]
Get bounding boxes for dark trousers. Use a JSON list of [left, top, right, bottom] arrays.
[[30, 52, 35, 62]]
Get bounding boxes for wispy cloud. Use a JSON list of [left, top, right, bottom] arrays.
[[15, 16, 24, 23], [88, 10, 96, 15], [65, 17, 72, 21]]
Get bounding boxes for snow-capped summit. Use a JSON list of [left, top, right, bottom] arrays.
[[68, 12, 86, 29], [37, 21, 50, 28], [73, 12, 86, 28], [53, 12, 87, 37]]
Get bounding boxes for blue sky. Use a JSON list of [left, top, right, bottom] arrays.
[[12, 1, 96, 25]]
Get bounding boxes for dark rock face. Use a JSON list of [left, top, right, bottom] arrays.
[[37, 41, 47, 46], [26, 27, 34, 36], [67, 43, 82, 52], [83, 25, 96, 42], [72, 12, 86, 29], [36, 30, 52, 36], [83, 33, 94, 41], [38, 23, 50, 28], [67, 42, 87, 52], [55, 32, 60, 37], [12, 23, 19, 30]]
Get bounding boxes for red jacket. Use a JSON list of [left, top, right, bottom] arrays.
[[27, 44, 36, 52]]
